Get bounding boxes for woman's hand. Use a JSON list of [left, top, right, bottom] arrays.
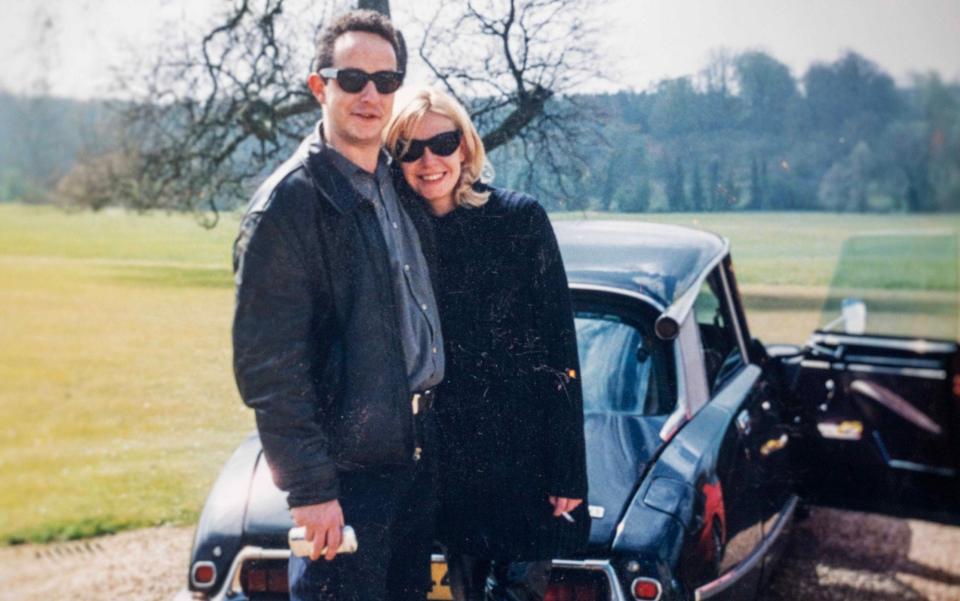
[[548, 496, 584, 517]]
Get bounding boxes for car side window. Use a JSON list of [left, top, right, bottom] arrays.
[[575, 311, 675, 415], [693, 269, 746, 395]]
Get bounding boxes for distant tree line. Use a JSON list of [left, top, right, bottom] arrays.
[[0, 93, 117, 204], [1, 49, 958, 214], [491, 50, 960, 213]]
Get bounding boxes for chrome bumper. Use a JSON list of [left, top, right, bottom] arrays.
[[552, 558, 629, 601], [185, 549, 628, 601]]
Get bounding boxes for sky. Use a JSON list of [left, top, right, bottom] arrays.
[[1, 0, 958, 99]]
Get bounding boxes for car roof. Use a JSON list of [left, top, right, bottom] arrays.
[[554, 220, 728, 310]]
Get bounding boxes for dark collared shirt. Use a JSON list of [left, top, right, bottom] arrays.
[[321, 131, 445, 392]]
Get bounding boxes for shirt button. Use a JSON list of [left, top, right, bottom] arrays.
[[392, 221, 399, 229], [421, 303, 428, 311], [432, 346, 438, 354], [404, 264, 410, 272]]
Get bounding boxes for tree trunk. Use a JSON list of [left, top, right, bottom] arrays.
[[358, 0, 390, 17]]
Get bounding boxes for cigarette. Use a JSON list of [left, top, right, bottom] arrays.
[[561, 511, 575, 523]]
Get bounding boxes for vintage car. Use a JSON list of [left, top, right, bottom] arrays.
[[177, 221, 960, 601]]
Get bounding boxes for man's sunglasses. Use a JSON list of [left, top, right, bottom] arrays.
[[318, 67, 404, 94], [397, 130, 462, 162]]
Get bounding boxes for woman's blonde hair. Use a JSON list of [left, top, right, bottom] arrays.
[[385, 87, 491, 208]]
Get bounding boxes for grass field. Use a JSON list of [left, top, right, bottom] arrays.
[[555, 211, 960, 341], [0, 206, 248, 544], [0, 204, 957, 545]]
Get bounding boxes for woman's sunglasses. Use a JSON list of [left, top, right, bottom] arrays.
[[318, 67, 404, 94], [398, 130, 462, 162]]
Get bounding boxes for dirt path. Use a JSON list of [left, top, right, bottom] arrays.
[[768, 508, 960, 601], [0, 525, 193, 601], [0, 508, 958, 600]]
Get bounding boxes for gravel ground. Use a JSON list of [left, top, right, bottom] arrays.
[[0, 525, 194, 601], [768, 507, 960, 601], [0, 508, 958, 600]]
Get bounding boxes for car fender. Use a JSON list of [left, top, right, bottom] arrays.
[[187, 432, 262, 594]]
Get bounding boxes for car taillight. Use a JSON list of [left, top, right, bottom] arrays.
[[631, 577, 662, 600], [544, 569, 609, 601], [240, 559, 289, 595], [190, 561, 217, 588]]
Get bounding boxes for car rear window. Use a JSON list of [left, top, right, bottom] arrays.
[[575, 311, 675, 415]]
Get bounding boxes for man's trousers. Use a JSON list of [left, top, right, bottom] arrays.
[[288, 456, 437, 601]]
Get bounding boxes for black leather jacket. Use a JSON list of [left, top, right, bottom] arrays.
[[232, 126, 437, 508]]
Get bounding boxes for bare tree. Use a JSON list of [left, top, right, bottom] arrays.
[[55, 149, 145, 211], [409, 0, 601, 201], [98, 0, 602, 219], [358, 0, 391, 16], [105, 0, 331, 224]]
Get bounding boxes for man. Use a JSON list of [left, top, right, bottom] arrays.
[[232, 10, 444, 601]]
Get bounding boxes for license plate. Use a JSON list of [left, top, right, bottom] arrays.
[[427, 558, 452, 600]]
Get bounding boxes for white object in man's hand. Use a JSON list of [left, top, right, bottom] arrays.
[[289, 525, 358, 557], [291, 499, 345, 561]]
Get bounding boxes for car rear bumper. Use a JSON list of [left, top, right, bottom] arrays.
[[181, 549, 631, 601]]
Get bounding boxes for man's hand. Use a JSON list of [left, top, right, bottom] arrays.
[[548, 496, 584, 517], [291, 499, 345, 561]]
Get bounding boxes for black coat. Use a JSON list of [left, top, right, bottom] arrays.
[[232, 126, 437, 508], [430, 186, 589, 560]]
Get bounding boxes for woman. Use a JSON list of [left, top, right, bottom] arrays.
[[385, 88, 589, 601]]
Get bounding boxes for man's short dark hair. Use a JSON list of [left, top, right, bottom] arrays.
[[314, 9, 406, 74]]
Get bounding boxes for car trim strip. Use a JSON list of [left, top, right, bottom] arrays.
[[717, 263, 749, 364], [851, 379, 942, 434], [809, 333, 957, 355], [844, 354, 945, 369], [847, 363, 947, 380], [694, 494, 799, 601], [662, 321, 700, 440], [800, 359, 947, 381], [569, 283, 667, 311]]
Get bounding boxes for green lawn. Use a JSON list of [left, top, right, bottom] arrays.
[[554, 211, 960, 341], [0, 204, 957, 544], [0, 206, 247, 544], [821, 233, 958, 337]]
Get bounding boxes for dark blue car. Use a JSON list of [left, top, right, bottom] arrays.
[[177, 221, 960, 601]]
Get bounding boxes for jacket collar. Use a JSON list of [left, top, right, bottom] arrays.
[[299, 122, 392, 215]]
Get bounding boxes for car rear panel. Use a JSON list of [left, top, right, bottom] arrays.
[[584, 413, 669, 549]]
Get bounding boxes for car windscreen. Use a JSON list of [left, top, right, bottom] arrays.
[[575, 311, 675, 416], [818, 231, 959, 340]]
